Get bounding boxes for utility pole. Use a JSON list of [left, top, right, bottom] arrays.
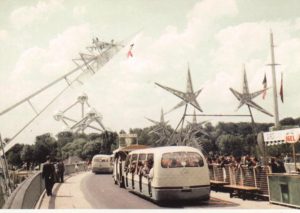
[[269, 31, 280, 129]]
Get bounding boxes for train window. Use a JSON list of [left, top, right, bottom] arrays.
[[129, 154, 138, 173], [161, 152, 204, 168], [125, 154, 131, 170], [138, 154, 146, 161], [187, 152, 204, 167], [147, 153, 154, 161], [132, 154, 138, 161], [136, 154, 146, 174]]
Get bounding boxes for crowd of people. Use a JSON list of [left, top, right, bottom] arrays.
[[206, 154, 286, 173]]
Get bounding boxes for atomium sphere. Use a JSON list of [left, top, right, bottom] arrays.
[[53, 111, 64, 121], [87, 108, 103, 120], [77, 93, 88, 104]]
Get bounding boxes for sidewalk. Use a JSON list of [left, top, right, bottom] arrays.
[[36, 172, 91, 209]]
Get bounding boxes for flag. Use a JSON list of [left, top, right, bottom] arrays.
[[127, 44, 134, 58], [262, 73, 267, 99], [279, 72, 284, 103]]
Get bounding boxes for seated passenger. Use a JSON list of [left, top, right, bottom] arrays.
[[170, 159, 177, 168], [142, 161, 150, 177], [161, 158, 169, 168], [130, 163, 136, 173], [137, 162, 144, 175]]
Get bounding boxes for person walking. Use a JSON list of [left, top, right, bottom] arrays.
[[42, 156, 55, 196], [57, 160, 65, 183]]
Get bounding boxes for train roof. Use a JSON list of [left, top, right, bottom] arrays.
[[113, 144, 150, 154], [129, 146, 202, 155]]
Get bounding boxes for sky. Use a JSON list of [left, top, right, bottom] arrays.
[[1, 0, 300, 150]]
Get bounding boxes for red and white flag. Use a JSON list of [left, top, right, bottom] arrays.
[[279, 72, 284, 103], [262, 73, 267, 99], [127, 44, 134, 58]]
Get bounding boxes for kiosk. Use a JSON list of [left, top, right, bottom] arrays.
[[263, 128, 300, 208]]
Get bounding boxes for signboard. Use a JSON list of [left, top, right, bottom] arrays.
[[118, 134, 138, 147], [119, 134, 137, 138], [285, 131, 300, 144], [263, 128, 300, 146]]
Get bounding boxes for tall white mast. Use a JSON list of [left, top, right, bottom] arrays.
[[269, 31, 280, 129]]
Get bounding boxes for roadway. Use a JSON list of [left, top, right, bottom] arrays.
[[37, 171, 290, 209]]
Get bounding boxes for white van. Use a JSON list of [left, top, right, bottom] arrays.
[[122, 146, 210, 202], [91, 154, 113, 174]]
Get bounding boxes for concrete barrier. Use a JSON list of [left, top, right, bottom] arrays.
[[3, 171, 43, 209], [3, 163, 87, 209]]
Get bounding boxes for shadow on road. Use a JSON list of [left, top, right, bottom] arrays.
[[129, 191, 239, 208]]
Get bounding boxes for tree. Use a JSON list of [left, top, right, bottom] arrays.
[[69, 137, 88, 159], [21, 145, 34, 170], [216, 134, 246, 157], [100, 131, 118, 154], [33, 133, 57, 164], [199, 137, 214, 155], [6, 144, 24, 168], [82, 140, 102, 160], [280, 117, 296, 126]]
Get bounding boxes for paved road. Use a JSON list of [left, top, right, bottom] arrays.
[[38, 171, 290, 209], [80, 172, 240, 209], [81, 173, 160, 208]]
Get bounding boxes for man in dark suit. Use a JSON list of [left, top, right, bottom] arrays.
[[42, 156, 55, 196], [57, 160, 65, 183]]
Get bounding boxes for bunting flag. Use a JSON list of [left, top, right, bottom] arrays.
[[279, 72, 284, 103], [262, 73, 267, 99], [127, 44, 134, 58]]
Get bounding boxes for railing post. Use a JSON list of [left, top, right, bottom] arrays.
[[253, 166, 257, 188]]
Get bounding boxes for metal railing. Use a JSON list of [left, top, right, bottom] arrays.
[[209, 164, 271, 196]]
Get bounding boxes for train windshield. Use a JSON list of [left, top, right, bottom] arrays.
[[161, 152, 204, 168]]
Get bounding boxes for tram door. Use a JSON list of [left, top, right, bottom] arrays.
[[129, 154, 138, 189], [124, 155, 131, 188], [141, 154, 153, 196], [136, 154, 146, 192]]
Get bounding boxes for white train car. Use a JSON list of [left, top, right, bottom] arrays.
[[120, 146, 210, 202]]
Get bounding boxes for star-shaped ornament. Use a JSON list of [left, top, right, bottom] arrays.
[[229, 66, 273, 117]]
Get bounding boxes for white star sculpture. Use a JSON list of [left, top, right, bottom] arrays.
[[229, 65, 273, 117], [155, 65, 203, 113], [145, 108, 171, 145]]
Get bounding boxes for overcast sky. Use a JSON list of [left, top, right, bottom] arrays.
[[1, 0, 300, 149]]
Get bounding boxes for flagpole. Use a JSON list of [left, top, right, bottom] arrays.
[[269, 31, 280, 129]]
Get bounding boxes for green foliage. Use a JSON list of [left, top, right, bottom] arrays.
[[198, 137, 214, 155], [267, 144, 291, 157], [280, 117, 296, 126], [34, 133, 57, 163], [216, 134, 246, 157], [20, 145, 34, 163], [82, 140, 102, 160], [6, 144, 24, 167]]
